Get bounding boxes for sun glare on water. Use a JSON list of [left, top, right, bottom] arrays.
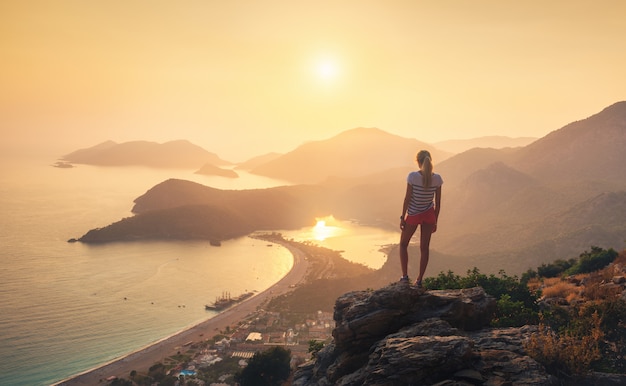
[[313, 216, 340, 241]]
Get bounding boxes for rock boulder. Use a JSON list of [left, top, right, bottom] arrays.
[[293, 283, 558, 386]]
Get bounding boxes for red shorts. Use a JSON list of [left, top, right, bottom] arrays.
[[405, 207, 436, 225]]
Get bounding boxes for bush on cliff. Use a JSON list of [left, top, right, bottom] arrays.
[[523, 246, 618, 279], [525, 248, 626, 375], [565, 246, 618, 275], [424, 267, 540, 327]]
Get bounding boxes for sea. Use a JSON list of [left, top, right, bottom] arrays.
[[0, 151, 399, 386]]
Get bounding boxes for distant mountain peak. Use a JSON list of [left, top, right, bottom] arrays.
[[250, 127, 451, 184], [324, 127, 410, 144], [334, 127, 390, 136], [600, 100, 626, 114], [570, 100, 626, 128]]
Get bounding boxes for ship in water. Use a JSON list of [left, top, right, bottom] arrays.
[[205, 291, 254, 311]]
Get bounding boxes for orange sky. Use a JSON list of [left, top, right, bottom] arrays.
[[1, 1, 624, 161]]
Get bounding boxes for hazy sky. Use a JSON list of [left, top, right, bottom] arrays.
[[1, 1, 624, 161]]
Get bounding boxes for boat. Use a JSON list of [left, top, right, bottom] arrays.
[[233, 292, 254, 302], [205, 292, 234, 310], [204, 290, 254, 311]]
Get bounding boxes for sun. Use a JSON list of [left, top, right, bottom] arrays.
[[314, 57, 340, 82]]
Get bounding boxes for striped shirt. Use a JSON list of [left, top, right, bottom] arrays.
[[407, 171, 443, 215]]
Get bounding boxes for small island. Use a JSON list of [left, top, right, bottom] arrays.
[[194, 163, 239, 178], [52, 161, 74, 168], [61, 140, 231, 169]]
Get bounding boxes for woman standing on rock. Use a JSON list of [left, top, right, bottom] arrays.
[[399, 150, 443, 288]]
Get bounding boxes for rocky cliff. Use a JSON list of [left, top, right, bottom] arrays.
[[294, 284, 555, 386]]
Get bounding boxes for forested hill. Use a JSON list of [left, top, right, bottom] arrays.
[[78, 179, 333, 243]]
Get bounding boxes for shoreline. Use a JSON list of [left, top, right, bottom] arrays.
[[54, 237, 308, 386]]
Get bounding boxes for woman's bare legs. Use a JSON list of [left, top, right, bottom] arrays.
[[399, 223, 418, 278], [415, 223, 435, 285]]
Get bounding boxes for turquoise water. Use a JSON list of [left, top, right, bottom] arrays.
[[0, 154, 398, 386]]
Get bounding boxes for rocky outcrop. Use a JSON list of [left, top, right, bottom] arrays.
[[293, 284, 558, 386]]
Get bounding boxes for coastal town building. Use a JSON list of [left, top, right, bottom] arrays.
[[164, 308, 334, 384]]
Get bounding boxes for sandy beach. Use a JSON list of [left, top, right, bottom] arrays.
[[55, 240, 308, 385]]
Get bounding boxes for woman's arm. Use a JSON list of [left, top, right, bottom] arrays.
[[400, 183, 412, 228], [433, 186, 442, 232], [434, 186, 442, 220]]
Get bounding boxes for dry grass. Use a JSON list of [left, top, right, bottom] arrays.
[[526, 277, 542, 293], [543, 277, 562, 287], [525, 312, 603, 376], [613, 250, 626, 267], [582, 280, 624, 301], [524, 249, 626, 375], [577, 250, 626, 301], [542, 280, 581, 300]]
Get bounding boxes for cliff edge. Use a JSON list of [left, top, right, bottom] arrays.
[[294, 284, 553, 386]]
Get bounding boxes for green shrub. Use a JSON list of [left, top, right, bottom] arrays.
[[197, 357, 241, 384], [235, 346, 291, 386], [520, 268, 538, 285], [308, 340, 325, 359], [425, 268, 539, 327], [565, 246, 618, 275], [536, 258, 577, 278], [492, 294, 539, 327]]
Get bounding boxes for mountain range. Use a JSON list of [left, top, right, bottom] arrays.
[[74, 101, 626, 275], [433, 135, 537, 154]]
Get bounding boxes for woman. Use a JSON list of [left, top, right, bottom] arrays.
[[399, 150, 443, 288]]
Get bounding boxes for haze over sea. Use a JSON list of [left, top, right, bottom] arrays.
[[0, 152, 397, 386]]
